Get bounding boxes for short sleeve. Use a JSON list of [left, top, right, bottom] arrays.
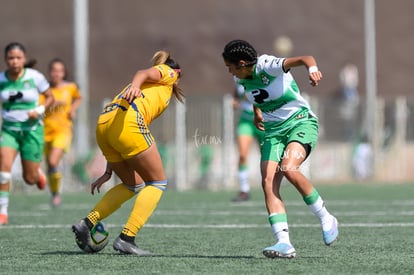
[[256, 54, 286, 77], [154, 64, 178, 85], [33, 69, 50, 93], [70, 82, 82, 99]]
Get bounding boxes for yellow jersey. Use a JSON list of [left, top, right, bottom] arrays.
[[44, 81, 81, 132], [95, 64, 179, 161], [99, 64, 178, 126]]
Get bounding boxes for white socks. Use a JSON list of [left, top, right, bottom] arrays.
[[0, 196, 9, 215], [238, 169, 250, 193], [269, 213, 291, 244], [308, 196, 334, 231]]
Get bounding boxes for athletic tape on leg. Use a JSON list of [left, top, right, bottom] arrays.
[[0, 172, 11, 184]]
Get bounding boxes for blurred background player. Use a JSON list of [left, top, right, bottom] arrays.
[[0, 42, 54, 225], [231, 80, 264, 202], [44, 58, 82, 207], [339, 62, 359, 104], [222, 39, 338, 258], [72, 50, 183, 255], [339, 62, 360, 140]]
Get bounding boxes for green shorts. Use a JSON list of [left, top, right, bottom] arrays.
[[261, 113, 318, 163], [237, 116, 265, 144], [0, 125, 44, 162]]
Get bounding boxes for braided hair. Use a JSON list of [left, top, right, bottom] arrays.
[[222, 39, 258, 66]]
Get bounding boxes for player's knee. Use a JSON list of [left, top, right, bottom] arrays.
[[22, 173, 37, 185], [0, 172, 11, 184], [261, 175, 273, 188], [281, 166, 301, 182], [146, 180, 168, 191], [125, 182, 145, 194]]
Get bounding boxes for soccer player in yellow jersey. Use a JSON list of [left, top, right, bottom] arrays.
[[72, 50, 183, 255], [44, 58, 82, 207]]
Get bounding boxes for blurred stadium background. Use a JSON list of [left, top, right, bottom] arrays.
[[1, 0, 414, 191]]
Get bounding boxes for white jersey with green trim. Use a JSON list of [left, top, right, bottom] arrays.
[[0, 68, 49, 129], [238, 54, 315, 123]]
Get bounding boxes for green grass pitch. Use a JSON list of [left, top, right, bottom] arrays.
[[1, 183, 413, 274]]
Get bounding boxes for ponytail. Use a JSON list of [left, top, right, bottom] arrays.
[[24, 58, 37, 68], [151, 51, 170, 66]]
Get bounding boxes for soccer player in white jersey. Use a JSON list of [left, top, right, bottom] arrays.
[[0, 42, 54, 225], [222, 39, 338, 258]]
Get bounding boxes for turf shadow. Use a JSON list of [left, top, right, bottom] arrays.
[[41, 251, 256, 259]]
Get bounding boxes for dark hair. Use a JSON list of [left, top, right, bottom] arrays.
[[48, 57, 68, 80], [152, 50, 184, 103], [4, 42, 26, 57], [24, 59, 37, 68], [4, 42, 37, 68], [222, 39, 258, 66]]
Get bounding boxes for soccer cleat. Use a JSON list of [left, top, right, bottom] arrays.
[[51, 194, 62, 208], [263, 242, 296, 259], [72, 219, 92, 250], [231, 192, 250, 202], [113, 236, 151, 256], [0, 213, 8, 225], [37, 168, 47, 190], [323, 216, 339, 246]]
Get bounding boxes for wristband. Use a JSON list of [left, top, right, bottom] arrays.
[[34, 105, 45, 115], [308, 66, 318, 74]]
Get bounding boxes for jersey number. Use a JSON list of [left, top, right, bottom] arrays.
[[251, 89, 269, 104]]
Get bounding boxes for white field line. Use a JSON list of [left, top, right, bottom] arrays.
[[10, 210, 414, 217], [155, 210, 414, 216], [1, 222, 414, 230], [33, 199, 414, 211]]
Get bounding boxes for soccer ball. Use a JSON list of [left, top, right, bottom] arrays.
[[79, 221, 109, 253]]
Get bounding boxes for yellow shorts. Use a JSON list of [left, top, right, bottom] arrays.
[[96, 107, 154, 163], [44, 129, 73, 155]]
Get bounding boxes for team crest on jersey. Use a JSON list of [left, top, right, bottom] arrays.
[[168, 69, 175, 78], [23, 80, 31, 89], [260, 74, 270, 85]]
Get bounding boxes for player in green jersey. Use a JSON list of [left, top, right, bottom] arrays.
[[231, 80, 264, 202], [0, 42, 54, 225], [222, 39, 338, 258]]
